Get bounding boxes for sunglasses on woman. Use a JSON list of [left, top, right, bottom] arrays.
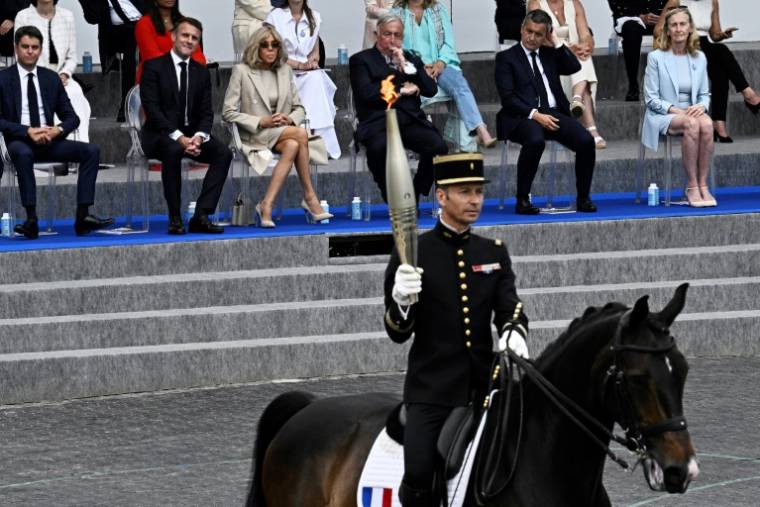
[[261, 41, 281, 50]]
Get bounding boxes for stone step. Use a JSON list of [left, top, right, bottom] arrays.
[[1, 308, 757, 404], [1, 213, 759, 285], [1, 247, 759, 319], [2, 275, 758, 353], [11, 136, 760, 220]]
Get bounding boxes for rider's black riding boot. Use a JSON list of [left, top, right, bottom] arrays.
[[398, 481, 436, 507]]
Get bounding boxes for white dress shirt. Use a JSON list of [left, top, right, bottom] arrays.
[[521, 42, 560, 119], [168, 50, 209, 143], [17, 64, 48, 128], [109, 0, 142, 24]]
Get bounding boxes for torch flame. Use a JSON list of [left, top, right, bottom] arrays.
[[381, 75, 399, 110]]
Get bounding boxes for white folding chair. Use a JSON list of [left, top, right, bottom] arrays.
[[0, 132, 68, 236], [497, 139, 575, 213]]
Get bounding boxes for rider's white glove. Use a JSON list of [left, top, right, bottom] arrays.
[[392, 264, 423, 306], [498, 324, 529, 359]]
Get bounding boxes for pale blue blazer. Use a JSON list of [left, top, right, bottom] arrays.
[[642, 49, 710, 151]]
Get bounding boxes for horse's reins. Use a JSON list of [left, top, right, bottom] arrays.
[[474, 309, 689, 503]]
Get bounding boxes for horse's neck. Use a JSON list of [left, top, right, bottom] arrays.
[[499, 326, 616, 506]]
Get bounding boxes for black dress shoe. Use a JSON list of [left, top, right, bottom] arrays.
[[576, 197, 598, 212], [188, 214, 223, 234], [75, 214, 114, 236], [625, 87, 639, 102], [168, 216, 186, 235], [515, 197, 540, 215], [14, 218, 39, 239]]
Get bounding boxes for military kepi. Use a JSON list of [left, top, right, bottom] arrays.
[[433, 152, 489, 186]]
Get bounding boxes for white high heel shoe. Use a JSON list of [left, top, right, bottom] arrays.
[[255, 203, 276, 228], [301, 200, 333, 224]]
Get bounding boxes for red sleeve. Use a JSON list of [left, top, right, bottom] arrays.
[[135, 16, 165, 62], [191, 47, 207, 66]]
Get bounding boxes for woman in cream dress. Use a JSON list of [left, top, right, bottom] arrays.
[[527, 0, 605, 148], [266, 0, 341, 159], [223, 25, 331, 228], [363, 0, 392, 48], [231, 0, 272, 59]]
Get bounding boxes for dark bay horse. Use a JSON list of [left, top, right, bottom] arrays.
[[245, 284, 699, 506]]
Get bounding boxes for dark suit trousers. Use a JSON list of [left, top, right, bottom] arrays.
[[361, 123, 448, 203], [105, 24, 138, 115], [508, 110, 595, 199], [401, 403, 452, 499], [146, 134, 232, 215], [620, 21, 654, 89], [6, 139, 100, 206], [700, 36, 750, 122]]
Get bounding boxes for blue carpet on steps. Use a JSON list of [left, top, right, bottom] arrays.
[[1, 187, 759, 253]]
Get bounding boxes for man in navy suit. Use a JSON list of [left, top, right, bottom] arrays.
[[495, 9, 597, 214], [0, 25, 112, 239], [140, 17, 232, 235], [349, 13, 447, 203]]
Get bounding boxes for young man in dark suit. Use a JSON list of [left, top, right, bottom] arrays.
[[139, 17, 232, 235], [495, 9, 597, 215], [349, 12, 447, 203], [0, 25, 112, 239], [78, 0, 146, 122]]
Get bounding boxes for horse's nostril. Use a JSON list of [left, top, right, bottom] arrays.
[[664, 466, 688, 493]]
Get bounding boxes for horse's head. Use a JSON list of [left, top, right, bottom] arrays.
[[601, 283, 699, 494]]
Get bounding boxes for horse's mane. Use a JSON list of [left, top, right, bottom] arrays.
[[534, 301, 629, 367]]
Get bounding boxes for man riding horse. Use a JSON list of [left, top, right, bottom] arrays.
[[385, 153, 531, 506]]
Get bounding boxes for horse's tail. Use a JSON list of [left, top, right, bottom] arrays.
[[246, 391, 316, 507]]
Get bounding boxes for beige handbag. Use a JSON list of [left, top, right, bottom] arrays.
[[307, 134, 329, 166]]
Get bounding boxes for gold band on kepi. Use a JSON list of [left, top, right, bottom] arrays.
[[433, 152, 490, 186]]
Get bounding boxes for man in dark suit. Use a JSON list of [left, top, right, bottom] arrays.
[[78, 0, 146, 121], [0, 26, 112, 239], [349, 12, 447, 203], [140, 17, 232, 235], [385, 153, 529, 506], [0, 0, 30, 59], [495, 9, 597, 215]]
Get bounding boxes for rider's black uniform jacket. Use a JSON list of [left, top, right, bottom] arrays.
[[384, 220, 528, 407]]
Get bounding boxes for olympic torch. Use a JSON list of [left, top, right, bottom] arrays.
[[381, 75, 419, 303]]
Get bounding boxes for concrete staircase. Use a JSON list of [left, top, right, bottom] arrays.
[[1, 213, 759, 404]]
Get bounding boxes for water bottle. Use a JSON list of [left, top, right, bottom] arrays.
[[82, 51, 93, 73], [647, 183, 659, 206], [351, 196, 362, 220], [320, 199, 330, 224], [186, 201, 196, 223], [1, 212, 10, 237], [608, 32, 619, 56], [337, 44, 348, 65]]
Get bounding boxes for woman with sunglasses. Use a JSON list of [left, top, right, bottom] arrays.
[[265, 0, 340, 159], [223, 25, 332, 228]]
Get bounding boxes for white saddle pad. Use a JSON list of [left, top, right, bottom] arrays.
[[356, 394, 493, 507]]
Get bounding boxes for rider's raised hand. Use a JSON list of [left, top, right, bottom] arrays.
[[392, 264, 423, 306]]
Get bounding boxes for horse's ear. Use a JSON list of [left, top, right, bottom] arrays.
[[658, 283, 689, 326], [629, 295, 650, 327]]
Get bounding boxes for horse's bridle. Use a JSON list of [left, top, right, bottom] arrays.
[[604, 311, 689, 461], [474, 310, 692, 504]]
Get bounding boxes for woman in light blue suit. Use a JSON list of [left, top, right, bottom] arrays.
[[642, 6, 715, 207]]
